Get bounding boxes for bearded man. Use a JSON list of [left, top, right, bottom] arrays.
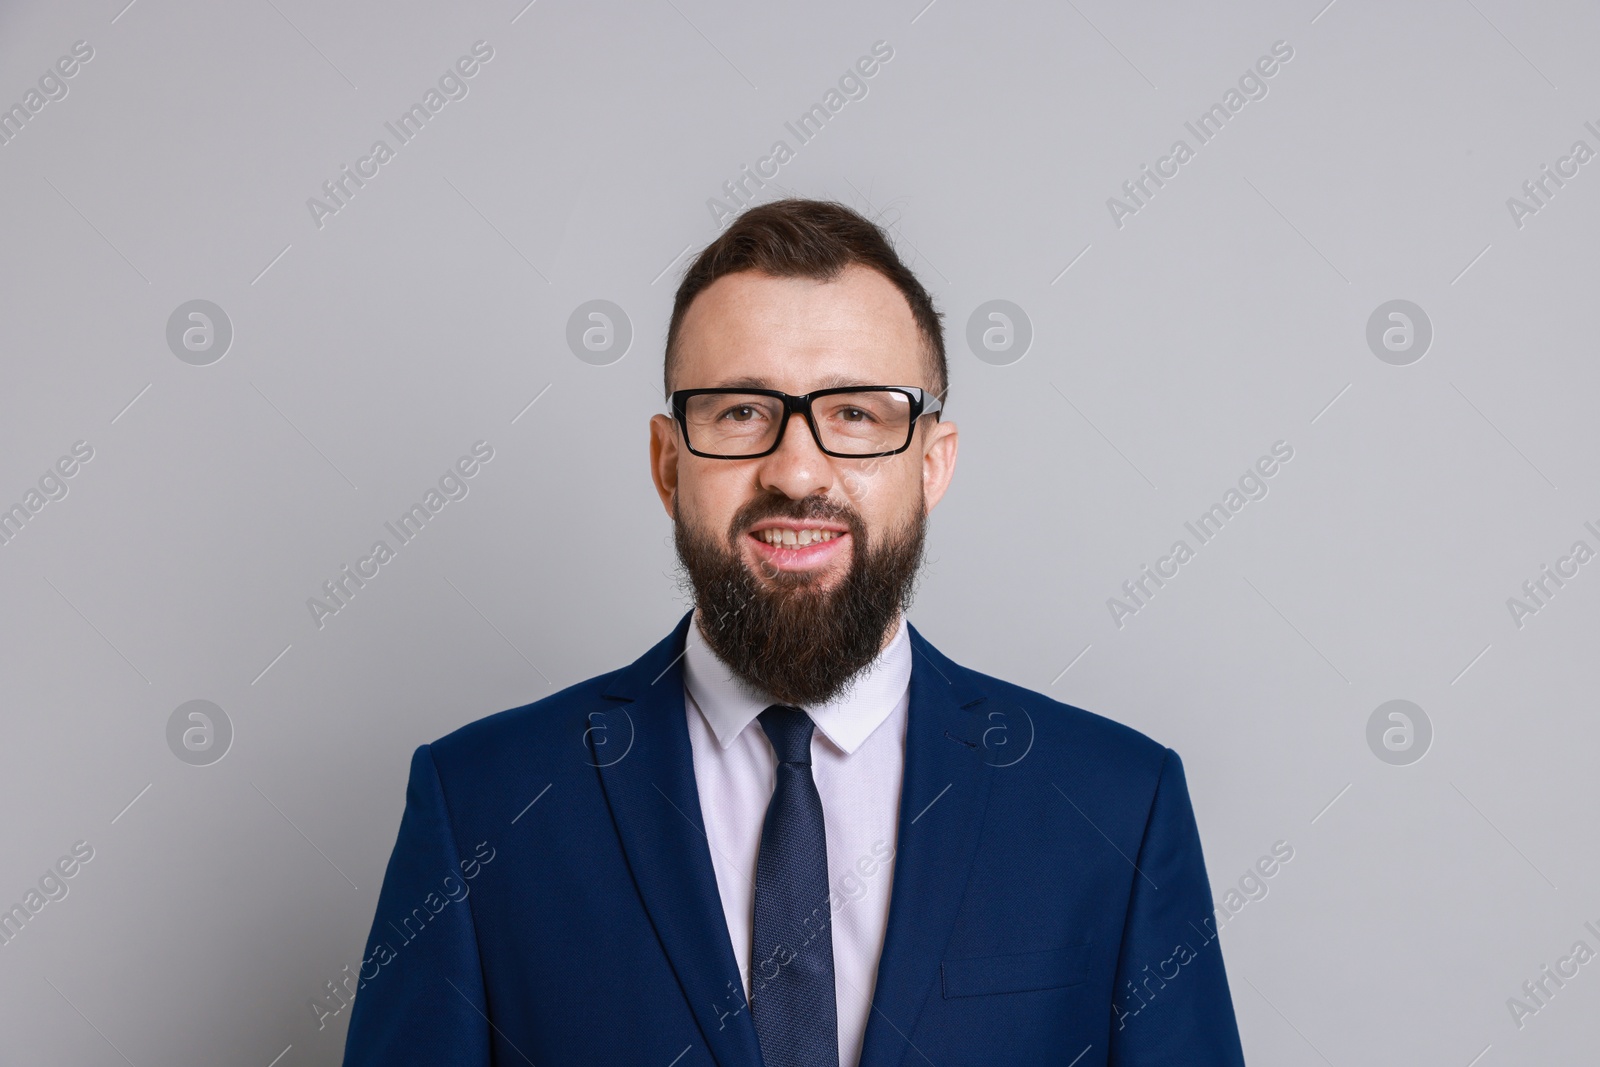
[[342, 199, 1247, 1067]]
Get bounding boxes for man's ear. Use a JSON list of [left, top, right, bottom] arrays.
[[920, 417, 958, 513], [649, 413, 680, 519]]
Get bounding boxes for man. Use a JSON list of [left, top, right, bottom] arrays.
[[341, 200, 1247, 1066]]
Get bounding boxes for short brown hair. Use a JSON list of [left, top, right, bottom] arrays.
[[664, 199, 947, 401]]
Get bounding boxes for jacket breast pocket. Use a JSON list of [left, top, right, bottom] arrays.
[[940, 942, 1093, 999]]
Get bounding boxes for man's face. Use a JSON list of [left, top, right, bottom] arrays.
[[649, 265, 958, 705]]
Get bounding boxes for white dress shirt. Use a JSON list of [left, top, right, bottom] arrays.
[[683, 608, 911, 1067]]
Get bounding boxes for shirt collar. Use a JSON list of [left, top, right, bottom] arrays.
[[683, 608, 911, 755]]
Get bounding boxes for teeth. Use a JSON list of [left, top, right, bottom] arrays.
[[758, 528, 839, 546]]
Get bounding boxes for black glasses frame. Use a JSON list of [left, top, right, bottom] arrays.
[[669, 386, 943, 460]]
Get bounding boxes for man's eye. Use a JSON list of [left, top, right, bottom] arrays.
[[720, 405, 761, 422], [838, 407, 874, 422]]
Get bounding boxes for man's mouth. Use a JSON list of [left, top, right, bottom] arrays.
[[745, 523, 851, 571], [752, 526, 844, 546]]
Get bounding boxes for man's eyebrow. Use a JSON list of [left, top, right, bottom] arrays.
[[705, 373, 881, 390]]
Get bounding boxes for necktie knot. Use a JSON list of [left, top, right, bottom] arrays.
[[759, 704, 814, 766]]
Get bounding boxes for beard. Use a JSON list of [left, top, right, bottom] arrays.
[[672, 489, 928, 707]]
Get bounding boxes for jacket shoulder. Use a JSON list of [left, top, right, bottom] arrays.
[[911, 623, 1169, 767], [951, 659, 1173, 778], [426, 666, 625, 772], [977, 669, 1170, 753]]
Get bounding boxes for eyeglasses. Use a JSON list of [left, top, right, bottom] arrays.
[[669, 386, 943, 459]]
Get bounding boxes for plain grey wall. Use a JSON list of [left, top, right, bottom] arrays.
[[2, 0, 1596, 1063]]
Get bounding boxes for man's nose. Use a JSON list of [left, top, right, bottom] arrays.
[[755, 411, 832, 499]]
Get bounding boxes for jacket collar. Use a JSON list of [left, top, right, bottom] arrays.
[[595, 609, 995, 1067]]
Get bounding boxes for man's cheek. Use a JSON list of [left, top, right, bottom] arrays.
[[839, 468, 870, 499], [839, 469, 901, 527]]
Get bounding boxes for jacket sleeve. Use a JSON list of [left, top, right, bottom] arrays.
[[1107, 748, 1247, 1066], [341, 744, 491, 1067]]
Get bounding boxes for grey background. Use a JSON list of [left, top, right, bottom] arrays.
[[1, 0, 1595, 1063]]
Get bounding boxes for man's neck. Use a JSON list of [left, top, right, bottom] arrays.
[[879, 610, 903, 653]]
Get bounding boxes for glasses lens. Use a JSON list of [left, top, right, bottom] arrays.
[[680, 390, 918, 456], [813, 390, 914, 454], [683, 393, 786, 456]]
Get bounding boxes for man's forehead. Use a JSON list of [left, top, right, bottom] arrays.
[[672, 266, 925, 387], [676, 343, 928, 393]]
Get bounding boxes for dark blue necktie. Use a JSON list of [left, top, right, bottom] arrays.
[[750, 704, 840, 1067]]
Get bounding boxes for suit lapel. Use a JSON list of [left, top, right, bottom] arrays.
[[856, 624, 995, 1067], [592, 610, 764, 1067]]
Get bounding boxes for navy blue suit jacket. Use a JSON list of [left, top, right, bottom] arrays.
[[341, 610, 1246, 1066]]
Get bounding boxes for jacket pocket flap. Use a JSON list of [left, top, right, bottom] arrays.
[[940, 942, 1092, 998]]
